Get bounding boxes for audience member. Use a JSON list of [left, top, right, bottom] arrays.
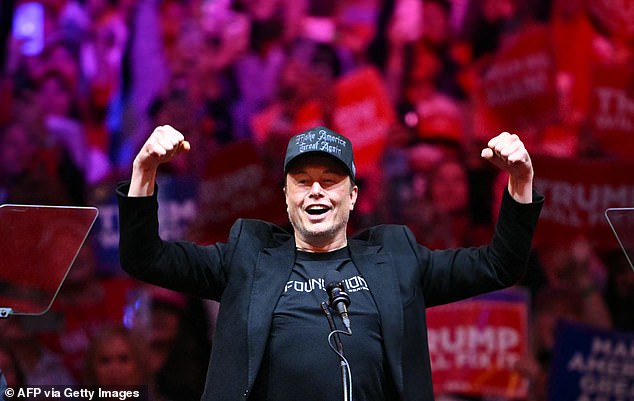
[[0, 120, 38, 203], [82, 324, 156, 399], [232, 17, 287, 139], [0, 117, 77, 205], [35, 69, 87, 187], [602, 250, 634, 331], [396, 39, 468, 145], [147, 287, 211, 401]]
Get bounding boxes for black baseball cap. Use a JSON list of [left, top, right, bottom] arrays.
[[284, 126, 356, 180]]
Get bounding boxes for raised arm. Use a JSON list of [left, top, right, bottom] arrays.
[[481, 131, 534, 203], [128, 125, 190, 196]]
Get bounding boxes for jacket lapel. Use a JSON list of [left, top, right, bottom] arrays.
[[349, 239, 405, 395], [246, 238, 296, 390]]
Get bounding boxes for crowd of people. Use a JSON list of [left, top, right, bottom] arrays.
[[1, 0, 633, 400]]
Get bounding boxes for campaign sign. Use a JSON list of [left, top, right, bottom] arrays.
[[475, 24, 557, 135], [532, 155, 634, 250], [332, 66, 395, 178], [588, 62, 634, 160], [193, 140, 287, 244], [426, 288, 529, 399], [91, 176, 198, 275], [547, 320, 634, 401]]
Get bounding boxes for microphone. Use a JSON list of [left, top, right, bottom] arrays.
[[324, 270, 352, 334]]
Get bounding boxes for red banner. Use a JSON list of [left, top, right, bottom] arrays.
[[475, 25, 558, 135], [192, 140, 288, 244], [332, 66, 395, 178], [533, 155, 634, 250], [588, 62, 634, 160], [426, 288, 530, 399]]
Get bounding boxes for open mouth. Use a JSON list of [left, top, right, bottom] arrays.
[[305, 205, 331, 216]]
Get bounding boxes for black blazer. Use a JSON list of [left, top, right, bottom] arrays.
[[117, 184, 543, 401]]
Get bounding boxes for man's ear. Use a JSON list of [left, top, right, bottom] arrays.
[[350, 186, 358, 210]]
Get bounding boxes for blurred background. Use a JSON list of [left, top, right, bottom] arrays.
[[0, 0, 633, 400]]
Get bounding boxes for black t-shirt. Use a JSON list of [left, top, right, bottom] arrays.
[[251, 246, 395, 401]]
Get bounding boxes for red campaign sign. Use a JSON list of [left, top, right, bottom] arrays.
[[191, 140, 288, 244], [474, 24, 558, 135], [426, 289, 530, 399], [588, 62, 634, 160], [532, 155, 634, 250], [332, 66, 395, 178]]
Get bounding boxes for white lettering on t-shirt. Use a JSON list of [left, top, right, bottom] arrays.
[[284, 276, 369, 294]]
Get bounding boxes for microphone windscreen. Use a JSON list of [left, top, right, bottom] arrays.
[[324, 270, 343, 291]]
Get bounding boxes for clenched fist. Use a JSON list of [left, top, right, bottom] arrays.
[[134, 125, 191, 171], [481, 131, 534, 203], [128, 125, 190, 197]]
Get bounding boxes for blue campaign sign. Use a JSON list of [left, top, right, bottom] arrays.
[[547, 320, 634, 401], [155, 176, 199, 241], [91, 176, 198, 276]]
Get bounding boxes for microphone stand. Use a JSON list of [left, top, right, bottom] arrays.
[[321, 302, 352, 401]]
